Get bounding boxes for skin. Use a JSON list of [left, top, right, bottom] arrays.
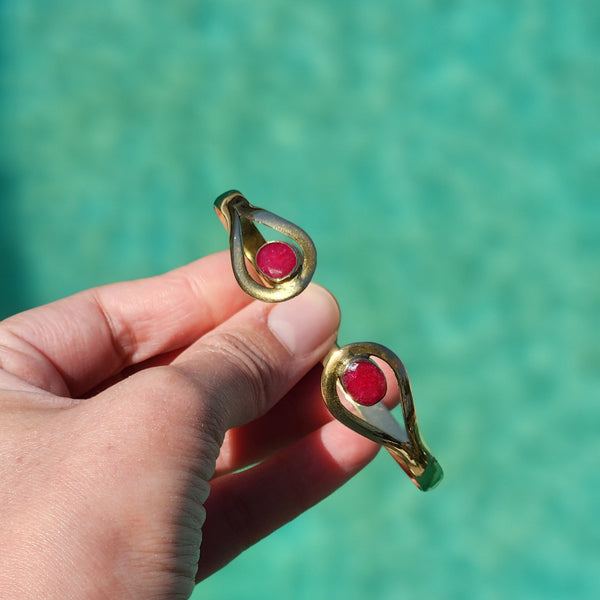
[[0, 251, 382, 600]]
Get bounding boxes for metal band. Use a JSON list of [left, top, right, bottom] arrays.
[[214, 190, 443, 491], [321, 342, 443, 491], [214, 190, 317, 302]]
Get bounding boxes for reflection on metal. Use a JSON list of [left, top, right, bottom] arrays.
[[214, 190, 317, 302], [214, 190, 442, 491], [322, 342, 443, 491]]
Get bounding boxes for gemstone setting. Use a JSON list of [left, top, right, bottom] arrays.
[[341, 358, 387, 406], [255, 241, 299, 281]]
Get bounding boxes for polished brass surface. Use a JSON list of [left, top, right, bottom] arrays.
[[214, 190, 442, 490], [322, 342, 443, 491], [214, 190, 317, 302]]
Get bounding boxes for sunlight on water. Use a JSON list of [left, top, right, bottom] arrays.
[[1, 1, 598, 598]]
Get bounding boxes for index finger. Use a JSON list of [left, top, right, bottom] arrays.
[[0, 251, 251, 397]]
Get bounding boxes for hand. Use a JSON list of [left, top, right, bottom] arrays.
[[0, 251, 380, 600]]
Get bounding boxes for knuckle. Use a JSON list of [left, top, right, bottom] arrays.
[[220, 489, 258, 553], [138, 364, 199, 405], [130, 365, 227, 446], [200, 329, 281, 416]]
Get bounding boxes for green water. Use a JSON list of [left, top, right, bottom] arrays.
[[1, 1, 598, 599]]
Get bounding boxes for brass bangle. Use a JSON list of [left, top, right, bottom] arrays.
[[214, 190, 443, 491], [214, 190, 317, 302], [321, 342, 443, 491]]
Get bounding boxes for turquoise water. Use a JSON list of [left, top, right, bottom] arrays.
[[1, 1, 598, 598]]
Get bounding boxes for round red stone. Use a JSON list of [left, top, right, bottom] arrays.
[[255, 241, 299, 281], [341, 359, 387, 406]]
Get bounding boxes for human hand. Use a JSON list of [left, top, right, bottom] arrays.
[[0, 251, 381, 600]]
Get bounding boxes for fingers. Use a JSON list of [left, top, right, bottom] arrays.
[[0, 251, 251, 397], [90, 282, 340, 484], [213, 364, 402, 478], [213, 366, 333, 477], [196, 419, 380, 581]]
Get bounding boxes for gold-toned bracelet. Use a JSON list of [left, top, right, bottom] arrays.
[[214, 190, 443, 491], [214, 190, 317, 302]]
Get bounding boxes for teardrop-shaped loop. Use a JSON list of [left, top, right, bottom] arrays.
[[322, 341, 443, 491], [214, 190, 317, 302]]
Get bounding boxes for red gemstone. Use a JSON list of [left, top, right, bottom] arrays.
[[341, 359, 387, 406], [255, 241, 299, 281]]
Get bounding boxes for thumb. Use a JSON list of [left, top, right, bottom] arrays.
[[171, 283, 341, 433], [90, 282, 340, 483]]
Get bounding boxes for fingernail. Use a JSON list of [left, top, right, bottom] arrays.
[[268, 284, 340, 356]]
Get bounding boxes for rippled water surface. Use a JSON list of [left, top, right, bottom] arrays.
[[1, 2, 598, 599]]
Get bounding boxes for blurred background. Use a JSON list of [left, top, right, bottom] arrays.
[[1, 1, 598, 598]]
